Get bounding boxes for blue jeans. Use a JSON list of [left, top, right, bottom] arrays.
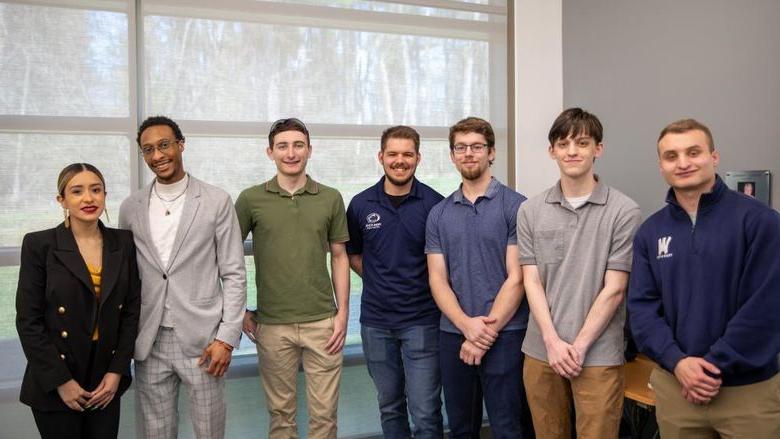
[[361, 325, 444, 439], [439, 329, 533, 439]]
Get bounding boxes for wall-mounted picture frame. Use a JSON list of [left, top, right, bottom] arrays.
[[724, 170, 771, 206]]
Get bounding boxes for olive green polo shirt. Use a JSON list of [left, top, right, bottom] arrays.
[[235, 175, 349, 324]]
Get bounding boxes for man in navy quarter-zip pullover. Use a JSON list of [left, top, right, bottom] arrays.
[[628, 118, 780, 439]]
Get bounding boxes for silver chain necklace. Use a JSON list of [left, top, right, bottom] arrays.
[[153, 175, 189, 216]]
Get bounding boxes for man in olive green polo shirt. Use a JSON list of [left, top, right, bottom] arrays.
[[235, 118, 350, 439]]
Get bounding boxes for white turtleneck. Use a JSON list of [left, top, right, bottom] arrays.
[[149, 174, 189, 327]]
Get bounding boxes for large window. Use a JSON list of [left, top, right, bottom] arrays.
[[0, 0, 508, 371]]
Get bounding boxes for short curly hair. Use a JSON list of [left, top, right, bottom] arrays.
[[136, 115, 185, 146]]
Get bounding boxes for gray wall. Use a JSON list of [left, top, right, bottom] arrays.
[[563, 0, 780, 214]]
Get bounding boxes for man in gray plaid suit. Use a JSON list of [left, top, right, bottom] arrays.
[[119, 116, 246, 439]]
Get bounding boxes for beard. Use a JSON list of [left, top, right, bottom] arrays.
[[386, 173, 414, 187], [459, 165, 486, 181], [384, 164, 415, 187]]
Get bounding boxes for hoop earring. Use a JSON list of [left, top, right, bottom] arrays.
[[103, 206, 110, 224], [63, 209, 70, 228]]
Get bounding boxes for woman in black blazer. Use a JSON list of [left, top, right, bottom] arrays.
[[16, 163, 141, 439]]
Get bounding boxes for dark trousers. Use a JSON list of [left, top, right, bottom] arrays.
[[32, 341, 121, 439], [32, 398, 121, 439], [439, 329, 534, 439]]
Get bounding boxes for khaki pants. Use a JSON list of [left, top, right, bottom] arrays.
[[650, 367, 780, 439], [523, 355, 624, 439], [256, 317, 343, 439]]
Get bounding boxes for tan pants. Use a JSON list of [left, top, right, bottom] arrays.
[[523, 355, 624, 439], [650, 367, 780, 439], [256, 317, 343, 439]]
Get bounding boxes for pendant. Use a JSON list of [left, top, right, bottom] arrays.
[[165, 210, 170, 216]]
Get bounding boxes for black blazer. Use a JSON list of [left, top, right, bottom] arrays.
[[16, 222, 141, 411]]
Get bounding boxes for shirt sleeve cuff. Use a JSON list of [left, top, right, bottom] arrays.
[[329, 235, 350, 243], [606, 260, 632, 272], [519, 257, 537, 265], [215, 327, 242, 350], [660, 345, 686, 373]]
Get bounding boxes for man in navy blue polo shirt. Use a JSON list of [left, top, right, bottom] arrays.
[[346, 125, 445, 439], [426, 117, 532, 439]]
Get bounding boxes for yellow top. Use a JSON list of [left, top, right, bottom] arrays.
[[86, 264, 102, 341]]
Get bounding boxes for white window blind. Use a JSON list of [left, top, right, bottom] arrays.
[[0, 0, 508, 353]]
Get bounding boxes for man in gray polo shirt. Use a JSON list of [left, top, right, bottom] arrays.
[[517, 108, 641, 439], [426, 117, 532, 438]]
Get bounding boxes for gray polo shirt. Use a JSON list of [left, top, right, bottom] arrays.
[[518, 179, 641, 366], [425, 178, 529, 334]]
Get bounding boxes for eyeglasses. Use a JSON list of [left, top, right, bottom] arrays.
[[140, 139, 180, 156], [269, 118, 309, 136], [452, 143, 488, 154]]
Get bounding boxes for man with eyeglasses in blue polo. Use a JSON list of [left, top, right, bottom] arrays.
[[425, 117, 533, 438], [235, 118, 350, 439]]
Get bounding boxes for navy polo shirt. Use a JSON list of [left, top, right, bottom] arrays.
[[346, 177, 444, 329], [425, 178, 529, 334]]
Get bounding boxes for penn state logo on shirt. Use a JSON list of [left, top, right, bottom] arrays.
[[657, 236, 673, 260], [365, 212, 382, 230]]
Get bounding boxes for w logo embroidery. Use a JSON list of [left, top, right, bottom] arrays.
[[657, 236, 673, 259]]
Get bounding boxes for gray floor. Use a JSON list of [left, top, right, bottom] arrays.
[[0, 361, 383, 439]]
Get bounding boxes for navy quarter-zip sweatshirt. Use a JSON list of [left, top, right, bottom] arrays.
[[628, 176, 780, 386]]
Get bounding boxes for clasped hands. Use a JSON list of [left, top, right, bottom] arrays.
[[459, 316, 498, 366], [57, 372, 121, 412], [544, 336, 587, 379], [673, 356, 722, 405], [544, 340, 723, 406]]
